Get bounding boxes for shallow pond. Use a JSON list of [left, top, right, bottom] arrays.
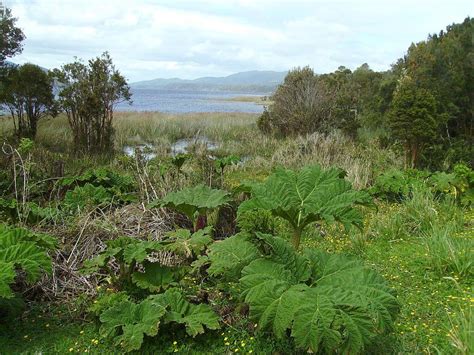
[[171, 136, 219, 156], [123, 136, 220, 160]]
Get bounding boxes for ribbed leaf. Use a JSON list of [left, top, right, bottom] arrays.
[[305, 250, 399, 332], [131, 262, 176, 292], [164, 227, 213, 258], [291, 293, 341, 352], [206, 233, 260, 278], [0, 261, 15, 299], [257, 234, 310, 282], [0, 241, 52, 283], [237, 238, 399, 353], [152, 184, 231, 220], [238, 165, 371, 233], [151, 288, 220, 336], [99, 297, 166, 352]]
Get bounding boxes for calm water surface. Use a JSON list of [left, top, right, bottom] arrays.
[[116, 88, 266, 113]]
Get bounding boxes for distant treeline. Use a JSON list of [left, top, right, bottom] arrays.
[[259, 17, 473, 170]]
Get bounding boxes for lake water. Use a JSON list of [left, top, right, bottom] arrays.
[[116, 88, 266, 113]]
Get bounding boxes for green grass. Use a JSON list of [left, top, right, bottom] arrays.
[[303, 207, 474, 354], [0, 304, 294, 354]]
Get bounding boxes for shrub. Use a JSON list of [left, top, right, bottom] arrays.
[[258, 67, 335, 136], [53, 52, 132, 154]]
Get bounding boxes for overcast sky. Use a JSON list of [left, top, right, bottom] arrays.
[[6, 0, 473, 82]]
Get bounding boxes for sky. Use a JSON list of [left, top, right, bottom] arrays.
[[5, 0, 473, 82]]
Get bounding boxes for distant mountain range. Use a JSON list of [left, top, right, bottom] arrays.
[[130, 70, 287, 93]]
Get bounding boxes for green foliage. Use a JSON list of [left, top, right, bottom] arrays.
[[371, 166, 473, 205], [370, 169, 428, 201], [214, 155, 240, 172], [207, 232, 399, 353], [81, 236, 163, 288], [62, 184, 113, 212], [423, 224, 473, 278], [131, 262, 179, 292], [87, 291, 130, 317], [258, 66, 335, 136], [171, 153, 191, 171], [403, 17, 473, 167], [388, 76, 440, 168], [98, 288, 219, 352], [151, 288, 220, 336], [0, 63, 56, 139], [59, 167, 135, 193], [0, 198, 59, 224], [60, 168, 136, 213], [0, 224, 56, 299], [53, 52, 132, 153], [238, 165, 372, 249], [99, 295, 167, 352], [163, 227, 213, 259], [237, 208, 278, 235], [203, 233, 260, 279], [0, 8, 25, 63], [83, 228, 211, 292], [150, 184, 231, 231]]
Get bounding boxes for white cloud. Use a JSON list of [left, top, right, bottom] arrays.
[[6, 0, 473, 81]]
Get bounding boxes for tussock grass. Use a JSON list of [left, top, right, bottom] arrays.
[[424, 223, 473, 278]]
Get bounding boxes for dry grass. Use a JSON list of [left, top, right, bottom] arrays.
[[0, 111, 402, 188]]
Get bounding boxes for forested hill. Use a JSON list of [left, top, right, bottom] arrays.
[[130, 70, 287, 92]]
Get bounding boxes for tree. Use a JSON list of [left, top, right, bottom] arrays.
[[54, 52, 132, 154], [402, 17, 474, 167], [257, 66, 335, 136], [388, 76, 440, 168], [0, 8, 25, 65], [0, 64, 56, 138]]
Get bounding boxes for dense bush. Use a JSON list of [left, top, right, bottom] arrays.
[[371, 164, 473, 206], [257, 67, 335, 136]]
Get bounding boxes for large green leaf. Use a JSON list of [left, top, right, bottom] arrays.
[[0, 225, 55, 299], [0, 261, 15, 299], [238, 165, 372, 240], [99, 297, 166, 352], [131, 262, 177, 292], [291, 293, 342, 353], [152, 184, 231, 220], [206, 233, 260, 278], [164, 227, 213, 258], [123, 240, 163, 264], [305, 250, 399, 332], [256, 234, 310, 283], [151, 288, 220, 336], [0, 242, 52, 283], [236, 237, 399, 354]]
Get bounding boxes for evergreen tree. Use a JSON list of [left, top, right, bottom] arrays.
[[388, 76, 440, 168]]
